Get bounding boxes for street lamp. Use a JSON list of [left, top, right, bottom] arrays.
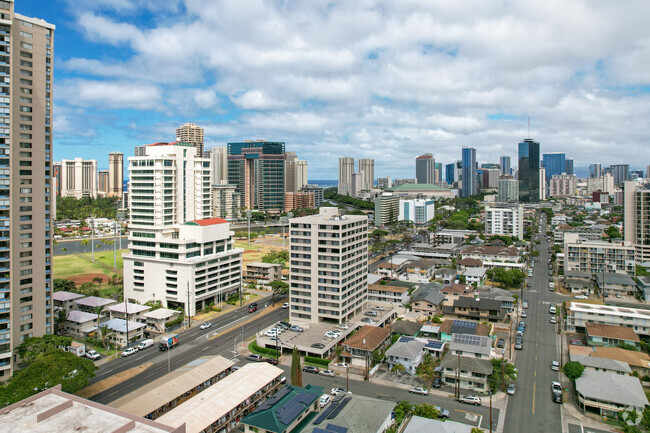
[[246, 210, 252, 246]]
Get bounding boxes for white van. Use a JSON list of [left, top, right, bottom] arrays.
[[319, 394, 331, 408], [549, 305, 556, 314], [137, 339, 154, 350]]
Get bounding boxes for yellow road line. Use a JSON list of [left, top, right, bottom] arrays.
[[532, 382, 536, 414], [454, 408, 481, 417], [534, 371, 536, 377]]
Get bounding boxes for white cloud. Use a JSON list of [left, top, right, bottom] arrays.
[[58, 79, 162, 110]]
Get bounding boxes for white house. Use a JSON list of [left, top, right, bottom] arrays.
[[385, 339, 426, 375]]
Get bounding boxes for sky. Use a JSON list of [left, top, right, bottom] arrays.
[[21, 0, 650, 179]]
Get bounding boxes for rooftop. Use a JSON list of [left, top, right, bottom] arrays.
[[144, 308, 178, 320], [301, 394, 396, 433], [595, 272, 636, 287], [185, 218, 228, 226], [568, 302, 650, 320], [403, 415, 473, 433], [385, 339, 426, 360], [108, 302, 151, 314], [387, 183, 449, 192], [74, 296, 117, 308], [463, 267, 487, 277], [0, 386, 182, 433], [457, 258, 483, 267], [450, 333, 492, 356], [591, 347, 650, 369], [453, 296, 503, 311], [367, 283, 409, 294], [441, 284, 473, 294], [52, 291, 85, 302], [570, 354, 631, 374], [461, 245, 520, 257], [439, 354, 494, 374], [344, 326, 391, 351], [100, 318, 147, 334], [410, 284, 446, 305], [585, 323, 640, 342], [66, 310, 97, 324], [390, 320, 423, 336], [247, 261, 281, 268], [576, 370, 648, 408], [439, 319, 490, 337]]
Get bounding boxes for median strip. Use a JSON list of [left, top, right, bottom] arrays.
[[75, 362, 154, 399], [209, 303, 283, 341]]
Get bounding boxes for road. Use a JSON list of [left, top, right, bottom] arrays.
[[504, 215, 567, 433]]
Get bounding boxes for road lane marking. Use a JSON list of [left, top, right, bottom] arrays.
[[532, 382, 536, 414], [535, 355, 538, 361], [534, 371, 536, 377], [454, 409, 481, 417]]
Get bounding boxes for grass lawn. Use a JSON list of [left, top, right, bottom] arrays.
[[53, 249, 127, 280]]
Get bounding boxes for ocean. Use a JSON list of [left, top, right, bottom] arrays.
[[309, 180, 337, 188]]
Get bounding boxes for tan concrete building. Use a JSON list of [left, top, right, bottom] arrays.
[[108, 151, 124, 200], [246, 261, 282, 283], [176, 122, 204, 156], [205, 146, 227, 184], [284, 191, 314, 211], [0, 3, 56, 378], [211, 182, 238, 220], [289, 207, 368, 324], [58, 158, 98, 198], [564, 233, 635, 276], [624, 181, 650, 263]]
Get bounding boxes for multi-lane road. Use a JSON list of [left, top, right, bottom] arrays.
[[504, 215, 568, 433]]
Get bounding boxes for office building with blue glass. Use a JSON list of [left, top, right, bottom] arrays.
[[518, 139, 540, 203], [461, 147, 477, 198], [500, 156, 511, 176], [542, 153, 565, 182]]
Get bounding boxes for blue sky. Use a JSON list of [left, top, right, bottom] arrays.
[[23, 0, 650, 178]]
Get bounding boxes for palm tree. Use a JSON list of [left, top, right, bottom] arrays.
[[80, 238, 89, 253], [93, 305, 105, 330], [98, 325, 115, 350], [55, 308, 68, 336], [333, 345, 344, 361]]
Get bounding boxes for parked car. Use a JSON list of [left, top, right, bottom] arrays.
[[551, 361, 560, 371], [319, 370, 336, 377], [548, 282, 554, 289], [575, 295, 588, 300], [433, 377, 443, 388], [279, 321, 291, 329], [553, 392, 563, 404], [122, 347, 138, 357], [515, 341, 523, 350], [303, 365, 320, 374], [434, 406, 450, 419], [549, 305, 556, 314], [522, 301, 528, 309], [373, 306, 385, 311], [334, 362, 349, 368], [264, 358, 279, 365], [409, 387, 429, 395], [200, 322, 212, 330], [551, 381, 562, 393], [521, 311, 527, 318], [137, 339, 154, 350], [246, 354, 263, 362], [570, 339, 584, 346], [507, 383, 516, 395], [311, 343, 325, 349], [361, 318, 376, 324], [549, 316, 557, 324], [282, 303, 289, 309], [331, 387, 350, 396], [265, 330, 280, 337], [459, 395, 482, 405], [290, 325, 304, 332], [337, 323, 349, 330], [497, 338, 505, 349], [519, 321, 526, 328], [86, 350, 101, 361], [365, 311, 378, 317]]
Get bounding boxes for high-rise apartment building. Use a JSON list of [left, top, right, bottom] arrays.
[[624, 181, 650, 263], [482, 168, 500, 189], [497, 177, 519, 203], [415, 153, 435, 184], [542, 152, 565, 183], [376, 177, 392, 189], [565, 158, 574, 176], [539, 167, 547, 200], [301, 184, 324, 207], [58, 158, 98, 199], [646, 165, 650, 179], [564, 233, 635, 277], [445, 163, 456, 185], [123, 142, 243, 315], [211, 182, 238, 220], [0, 3, 55, 377], [228, 141, 286, 212], [338, 157, 354, 195], [205, 146, 228, 185], [611, 164, 630, 186], [549, 174, 577, 198], [590, 163, 602, 178], [398, 199, 435, 225], [500, 156, 511, 176], [98, 170, 109, 195], [284, 152, 308, 193], [518, 138, 540, 203], [358, 158, 374, 190], [460, 147, 477, 198], [284, 192, 314, 211], [485, 205, 524, 239], [175, 123, 205, 157], [374, 194, 399, 225], [108, 151, 123, 201], [434, 162, 442, 183], [288, 208, 368, 324]]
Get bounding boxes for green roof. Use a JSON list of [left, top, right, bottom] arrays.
[[242, 384, 324, 433], [388, 183, 449, 192]]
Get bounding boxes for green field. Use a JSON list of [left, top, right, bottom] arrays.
[[53, 250, 127, 280]]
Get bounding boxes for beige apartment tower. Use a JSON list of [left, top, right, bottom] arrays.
[[338, 157, 354, 195], [0, 1, 55, 377], [108, 151, 123, 200], [289, 208, 368, 324], [176, 123, 205, 157]]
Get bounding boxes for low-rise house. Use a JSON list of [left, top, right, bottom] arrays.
[[301, 394, 395, 433], [143, 308, 180, 333], [376, 262, 400, 278], [440, 284, 474, 306], [74, 296, 117, 315], [341, 326, 391, 367], [100, 318, 147, 347], [404, 416, 473, 433], [440, 355, 493, 393], [108, 302, 151, 323], [64, 310, 97, 338], [385, 339, 426, 375], [477, 287, 516, 312], [456, 258, 483, 272], [434, 268, 456, 283], [570, 354, 631, 375], [410, 283, 446, 316], [53, 291, 85, 312], [564, 278, 592, 294], [404, 259, 441, 281], [638, 276, 650, 301], [390, 320, 422, 337], [245, 262, 282, 283], [448, 297, 505, 322], [463, 267, 487, 286], [591, 347, 650, 376], [439, 319, 491, 342], [595, 272, 637, 297], [367, 283, 409, 306], [575, 370, 648, 417], [449, 333, 492, 359], [585, 323, 640, 349], [460, 245, 523, 271]]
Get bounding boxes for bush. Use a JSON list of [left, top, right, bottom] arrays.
[[165, 310, 185, 329], [249, 340, 279, 357], [304, 355, 330, 367]]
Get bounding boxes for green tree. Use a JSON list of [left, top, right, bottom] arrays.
[[333, 345, 344, 361], [80, 238, 89, 252], [98, 325, 115, 350], [291, 347, 302, 387], [605, 226, 622, 240], [391, 364, 406, 374], [488, 358, 516, 392], [16, 335, 73, 365], [641, 406, 650, 429], [471, 428, 485, 433], [92, 276, 104, 286], [412, 403, 440, 419], [53, 278, 76, 292], [0, 349, 97, 408], [93, 305, 105, 329], [269, 280, 289, 303], [562, 361, 585, 381], [261, 250, 289, 268], [54, 308, 69, 336], [416, 353, 437, 388]]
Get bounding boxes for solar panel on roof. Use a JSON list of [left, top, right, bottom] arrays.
[[312, 429, 331, 433], [326, 424, 349, 433], [327, 397, 351, 419], [298, 391, 318, 405], [426, 341, 443, 349], [313, 401, 338, 425], [398, 336, 415, 343], [277, 403, 305, 425]]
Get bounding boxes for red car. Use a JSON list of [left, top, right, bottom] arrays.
[[570, 339, 584, 346], [248, 305, 257, 313], [265, 358, 278, 365]]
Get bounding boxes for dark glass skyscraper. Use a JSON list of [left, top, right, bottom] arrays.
[[589, 163, 602, 178], [565, 158, 574, 176], [461, 147, 477, 197], [445, 163, 455, 185], [415, 153, 435, 184], [542, 153, 565, 182], [611, 164, 630, 186], [518, 139, 540, 202], [500, 156, 511, 176]]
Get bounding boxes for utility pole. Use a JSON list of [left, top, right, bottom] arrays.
[[346, 365, 349, 393], [456, 351, 461, 398], [246, 210, 252, 246], [91, 216, 95, 262], [186, 282, 191, 329], [125, 298, 129, 347], [113, 219, 117, 270], [489, 391, 493, 433], [364, 338, 369, 380]]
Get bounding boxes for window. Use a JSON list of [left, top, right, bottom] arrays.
[[20, 60, 32, 68], [20, 20, 33, 28], [20, 87, 32, 94], [20, 42, 32, 50], [20, 51, 32, 59], [19, 79, 32, 86], [20, 32, 33, 39], [19, 70, 31, 77], [19, 97, 32, 103]]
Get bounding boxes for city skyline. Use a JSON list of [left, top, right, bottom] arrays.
[[21, 1, 650, 179]]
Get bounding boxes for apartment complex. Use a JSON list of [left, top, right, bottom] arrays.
[[284, 191, 314, 211], [175, 122, 204, 157], [374, 193, 399, 226], [108, 151, 123, 200], [289, 207, 368, 324], [498, 177, 519, 202], [460, 147, 476, 198], [0, 3, 55, 377], [624, 181, 650, 263], [485, 205, 524, 239], [416, 153, 435, 184], [338, 156, 354, 195], [500, 156, 511, 176], [566, 302, 650, 337], [211, 182, 238, 220], [564, 233, 635, 277], [358, 158, 374, 191], [56, 158, 98, 199], [205, 146, 228, 184], [284, 151, 308, 193], [398, 199, 435, 225], [301, 184, 324, 207], [550, 174, 577, 197], [228, 140, 286, 212]]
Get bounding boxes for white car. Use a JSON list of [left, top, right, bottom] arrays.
[[459, 395, 482, 405], [319, 370, 336, 377], [334, 362, 349, 368], [122, 347, 138, 357], [265, 330, 280, 337], [331, 387, 351, 396], [521, 311, 527, 318], [200, 322, 211, 330], [282, 303, 289, 309], [409, 387, 429, 395], [575, 295, 588, 300], [551, 381, 562, 393], [551, 361, 560, 371], [336, 324, 349, 330], [373, 306, 385, 311], [85, 350, 101, 361]]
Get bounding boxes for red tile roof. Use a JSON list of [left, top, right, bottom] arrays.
[[189, 218, 228, 226], [146, 141, 179, 146]]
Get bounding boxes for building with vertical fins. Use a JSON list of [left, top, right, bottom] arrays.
[[500, 156, 511, 176], [227, 141, 286, 212], [542, 153, 565, 183], [0, 0, 55, 378], [518, 138, 540, 203], [624, 181, 650, 263], [205, 146, 228, 185], [175, 123, 205, 157], [108, 151, 123, 201], [460, 147, 476, 197], [338, 157, 354, 195], [358, 158, 374, 191]]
